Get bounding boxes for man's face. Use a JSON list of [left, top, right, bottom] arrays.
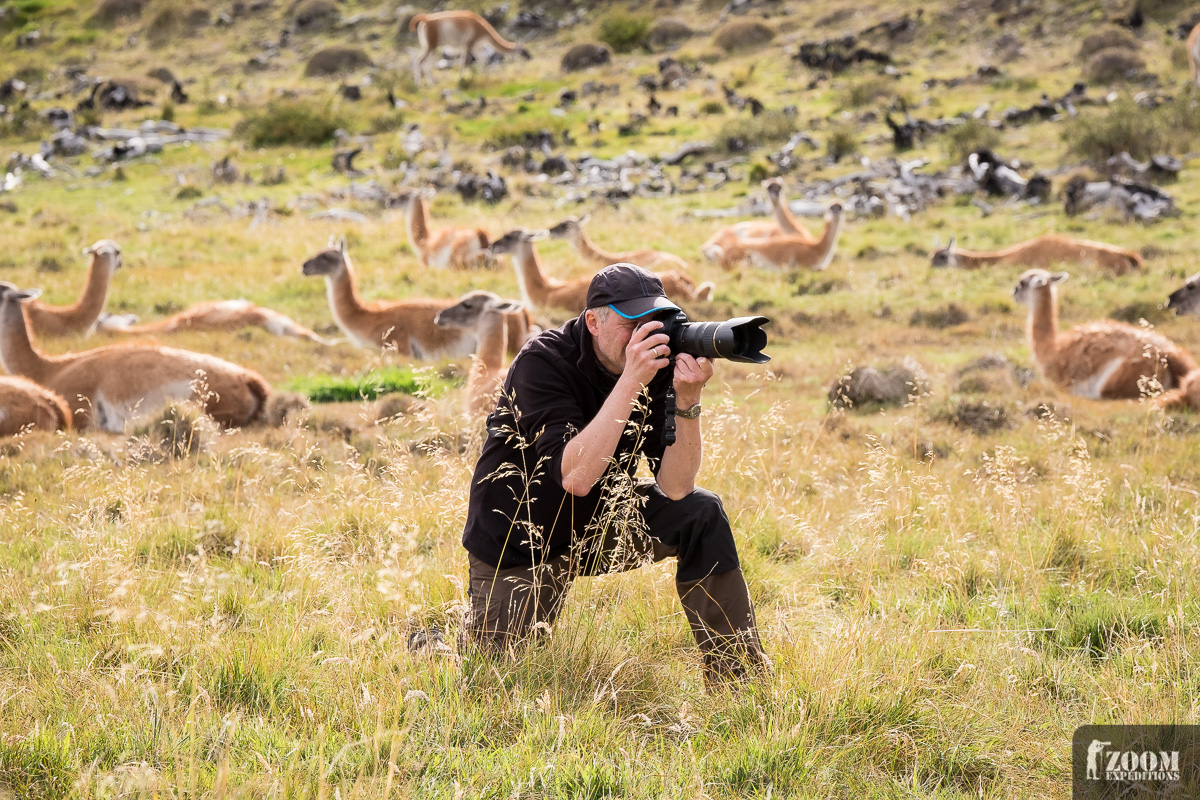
[[586, 307, 651, 374]]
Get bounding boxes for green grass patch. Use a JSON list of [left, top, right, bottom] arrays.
[[235, 99, 348, 147], [284, 365, 450, 403], [598, 10, 650, 54]]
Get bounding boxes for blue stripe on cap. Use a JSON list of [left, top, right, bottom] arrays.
[[608, 303, 679, 319]]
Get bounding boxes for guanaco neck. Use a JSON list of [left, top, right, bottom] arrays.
[[950, 249, 1004, 269], [570, 226, 620, 266], [324, 257, 370, 333], [0, 301, 53, 383], [510, 241, 555, 305], [48, 255, 112, 325], [404, 197, 432, 250], [810, 212, 845, 267], [1028, 285, 1059, 366], [769, 193, 801, 235], [474, 310, 508, 374]]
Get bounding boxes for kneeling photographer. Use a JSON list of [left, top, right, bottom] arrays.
[[461, 263, 771, 684]]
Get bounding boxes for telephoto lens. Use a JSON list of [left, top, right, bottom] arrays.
[[649, 310, 771, 364]]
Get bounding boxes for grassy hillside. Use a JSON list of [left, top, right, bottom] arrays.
[[1, 0, 1200, 797]]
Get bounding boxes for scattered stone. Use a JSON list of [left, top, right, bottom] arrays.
[[561, 42, 612, 72], [909, 303, 970, 329], [828, 360, 929, 410]]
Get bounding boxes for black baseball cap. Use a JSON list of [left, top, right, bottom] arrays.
[[585, 263, 680, 319]]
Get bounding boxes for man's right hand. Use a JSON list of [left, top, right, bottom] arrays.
[[622, 320, 671, 389]]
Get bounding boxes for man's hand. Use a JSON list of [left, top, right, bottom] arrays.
[[621, 320, 671, 389], [673, 353, 714, 407]]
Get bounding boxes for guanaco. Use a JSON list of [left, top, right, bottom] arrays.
[[1013, 269, 1197, 407], [706, 203, 844, 271], [1189, 21, 1200, 87], [547, 215, 692, 272], [25, 239, 124, 338], [0, 282, 275, 432], [434, 290, 525, 415], [410, 10, 531, 85], [0, 375, 71, 435], [393, 189, 492, 270], [490, 229, 713, 314], [932, 234, 1142, 275], [95, 300, 332, 344], [699, 180, 818, 265], [1167, 271, 1200, 317], [302, 236, 533, 358]]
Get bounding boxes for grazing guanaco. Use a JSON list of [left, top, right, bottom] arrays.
[[0, 375, 71, 435], [95, 300, 332, 344], [301, 237, 533, 358], [490, 229, 714, 314], [0, 282, 275, 432], [434, 290, 525, 415], [932, 234, 1142, 275], [1012, 269, 1197, 406], [25, 239, 124, 337], [410, 10, 532, 85], [704, 203, 845, 271], [393, 189, 492, 270], [547, 215, 692, 272]]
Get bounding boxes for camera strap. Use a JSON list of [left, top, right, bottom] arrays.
[[662, 356, 677, 447]]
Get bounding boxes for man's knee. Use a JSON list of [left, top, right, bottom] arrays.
[[675, 487, 726, 520]]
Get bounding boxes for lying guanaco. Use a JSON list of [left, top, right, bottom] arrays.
[[302, 237, 534, 358], [0, 375, 71, 435], [25, 239, 123, 337], [931, 234, 1142, 275], [434, 290, 525, 415], [704, 203, 844, 271], [547, 215, 692, 272], [393, 189, 492, 270], [95, 300, 332, 344], [490, 228, 713, 314], [1013, 269, 1197, 407], [0, 282, 276, 432]]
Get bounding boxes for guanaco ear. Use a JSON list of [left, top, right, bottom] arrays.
[[577, 213, 590, 226], [13, 288, 42, 302], [947, 236, 957, 251], [527, 229, 549, 242], [1051, 271, 1069, 284], [491, 299, 524, 314], [82, 243, 96, 255], [419, 187, 436, 200], [337, 236, 347, 254], [933, 236, 942, 250], [327, 234, 338, 248]]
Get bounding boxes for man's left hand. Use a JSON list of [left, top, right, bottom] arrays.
[[673, 354, 713, 407]]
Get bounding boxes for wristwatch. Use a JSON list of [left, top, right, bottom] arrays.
[[675, 402, 702, 420]]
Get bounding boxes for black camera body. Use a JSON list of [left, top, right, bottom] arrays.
[[647, 309, 771, 364]]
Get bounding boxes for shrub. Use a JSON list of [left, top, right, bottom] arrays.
[[236, 99, 348, 147], [0, 0, 48, 31], [484, 116, 570, 149], [944, 118, 1002, 164], [1063, 99, 1164, 162], [827, 122, 858, 161], [717, 109, 794, 152], [561, 42, 612, 72], [304, 47, 372, 77], [838, 75, 896, 108], [1083, 47, 1145, 83], [646, 17, 693, 48], [293, 0, 338, 31], [713, 19, 774, 52], [1078, 26, 1139, 59], [598, 10, 650, 54], [700, 99, 725, 115], [93, 0, 146, 24]]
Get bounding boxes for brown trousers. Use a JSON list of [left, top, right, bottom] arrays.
[[466, 488, 768, 682]]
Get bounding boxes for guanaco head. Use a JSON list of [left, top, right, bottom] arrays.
[[930, 236, 958, 269], [488, 228, 548, 256], [546, 214, 591, 241], [1012, 268, 1068, 307], [1167, 271, 1200, 316], [389, 187, 436, 211], [434, 290, 524, 329], [82, 239, 123, 271], [827, 202, 844, 221], [762, 178, 783, 201], [0, 282, 43, 317], [302, 236, 348, 277]]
